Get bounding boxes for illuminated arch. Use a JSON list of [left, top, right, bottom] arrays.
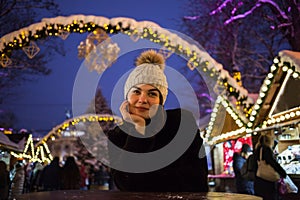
[[0, 15, 250, 104], [31, 113, 122, 163], [0, 15, 254, 143], [36, 113, 122, 145]]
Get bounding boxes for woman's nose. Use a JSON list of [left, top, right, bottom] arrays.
[[138, 93, 147, 103]]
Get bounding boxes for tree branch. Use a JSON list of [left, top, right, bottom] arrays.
[[259, 0, 289, 20], [224, 3, 262, 25]]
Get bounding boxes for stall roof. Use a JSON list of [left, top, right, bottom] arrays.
[[251, 50, 300, 128], [205, 50, 300, 145], [0, 133, 26, 152], [274, 51, 300, 114]]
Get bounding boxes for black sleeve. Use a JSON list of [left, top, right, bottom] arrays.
[[233, 153, 244, 176], [182, 130, 209, 192], [263, 147, 287, 178], [174, 109, 208, 192]]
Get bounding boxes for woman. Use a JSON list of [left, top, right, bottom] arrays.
[[232, 143, 254, 194], [108, 50, 208, 192], [29, 162, 44, 192], [39, 157, 62, 191], [253, 134, 286, 200], [9, 161, 25, 199], [61, 156, 81, 190]]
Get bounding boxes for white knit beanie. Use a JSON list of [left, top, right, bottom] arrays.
[[124, 50, 168, 105]]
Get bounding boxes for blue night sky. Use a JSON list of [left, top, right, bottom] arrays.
[[1, 0, 212, 134]]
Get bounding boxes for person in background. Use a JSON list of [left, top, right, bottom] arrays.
[[0, 161, 9, 200], [61, 156, 81, 190], [253, 134, 286, 200], [39, 157, 62, 191], [107, 50, 208, 192], [9, 160, 25, 199], [106, 167, 115, 190], [232, 143, 254, 194], [79, 163, 89, 191], [29, 162, 44, 192], [23, 162, 33, 193]]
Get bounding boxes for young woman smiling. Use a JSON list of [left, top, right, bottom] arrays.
[[107, 50, 208, 192]]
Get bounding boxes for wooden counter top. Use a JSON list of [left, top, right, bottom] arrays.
[[17, 190, 262, 200]]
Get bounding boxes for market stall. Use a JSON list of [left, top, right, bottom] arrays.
[[203, 50, 300, 197], [247, 50, 300, 176]]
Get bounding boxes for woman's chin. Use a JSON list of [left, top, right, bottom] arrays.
[[131, 111, 148, 120]]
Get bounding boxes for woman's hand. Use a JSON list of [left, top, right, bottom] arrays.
[[119, 101, 145, 134]]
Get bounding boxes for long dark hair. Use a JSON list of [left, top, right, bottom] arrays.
[[256, 134, 274, 149], [61, 156, 80, 189]]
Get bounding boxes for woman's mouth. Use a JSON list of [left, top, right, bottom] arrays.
[[135, 107, 149, 111]]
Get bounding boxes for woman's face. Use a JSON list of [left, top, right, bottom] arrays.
[[127, 84, 160, 119]]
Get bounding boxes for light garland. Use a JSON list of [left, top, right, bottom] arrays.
[[204, 95, 248, 142], [6, 16, 300, 145], [207, 127, 247, 145], [0, 15, 253, 114], [248, 54, 300, 130], [207, 50, 300, 144], [35, 114, 122, 148], [264, 106, 300, 126], [205, 95, 223, 139], [10, 134, 52, 163]]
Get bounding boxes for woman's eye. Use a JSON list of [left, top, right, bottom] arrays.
[[148, 92, 158, 97], [132, 90, 140, 94]]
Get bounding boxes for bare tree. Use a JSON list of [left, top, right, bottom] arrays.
[[0, 109, 16, 128], [182, 0, 298, 93], [0, 0, 64, 102], [210, 0, 300, 51]]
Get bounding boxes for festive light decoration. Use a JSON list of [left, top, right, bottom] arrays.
[[10, 134, 52, 164], [204, 95, 248, 144], [2, 16, 299, 145], [0, 15, 253, 114], [248, 52, 300, 130], [10, 114, 122, 163], [233, 70, 242, 86], [158, 47, 173, 60], [0, 54, 12, 67], [77, 28, 120, 74], [35, 114, 122, 147], [58, 30, 70, 40], [264, 107, 300, 126], [206, 50, 300, 144], [22, 41, 40, 59]]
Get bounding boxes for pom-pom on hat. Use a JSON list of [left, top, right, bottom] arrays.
[[124, 50, 168, 105]]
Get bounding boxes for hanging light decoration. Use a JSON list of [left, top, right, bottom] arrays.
[[58, 30, 70, 40], [77, 28, 120, 74], [22, 41, 40, 59], [0, 54, 12, 67], [158, 46, 173, 60]]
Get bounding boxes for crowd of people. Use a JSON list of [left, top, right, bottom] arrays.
[[0, 156, 113, 200]]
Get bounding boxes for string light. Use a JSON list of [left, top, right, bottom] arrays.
[[0, 16, 254, 114], [1, 16, 299, 145]]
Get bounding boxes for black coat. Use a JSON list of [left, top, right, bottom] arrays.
[[108, 108, 208, 192], [232, 152, 254, 194], [253, 145, 287, 200]]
